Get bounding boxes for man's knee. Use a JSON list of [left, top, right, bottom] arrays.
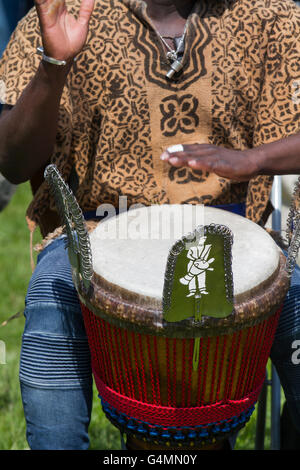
[[20, 382, 92, 450]]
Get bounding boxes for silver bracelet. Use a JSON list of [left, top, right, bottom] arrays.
[[37, 46, 67, 66]]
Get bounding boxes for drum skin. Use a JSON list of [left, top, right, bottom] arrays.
[[77, 209, 290, 450]]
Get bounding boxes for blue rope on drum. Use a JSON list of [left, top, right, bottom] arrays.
[[99, 396, 255, 444]]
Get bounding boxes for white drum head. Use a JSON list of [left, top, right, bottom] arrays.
[[89, 205, 280, 302]]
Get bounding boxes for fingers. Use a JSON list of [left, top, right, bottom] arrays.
[[34, 0, 49, 7], [161, 144, 217, 169], [161, 144, 216, 161], [78, 0, 95, 25], [34, 0, 50, 16], [35, 0, 64, 15], [47, 0, 65, 16], [34, 0, 66, 29]]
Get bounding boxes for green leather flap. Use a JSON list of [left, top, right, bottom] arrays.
[[163, 225, 234, 324]]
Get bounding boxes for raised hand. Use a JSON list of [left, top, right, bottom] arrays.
[[34, 0, 95, 62]]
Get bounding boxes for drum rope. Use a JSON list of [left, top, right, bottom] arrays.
[[123, 329, 135, 399], [119, 330, 134, 399], [80, 301, 282, 444], [227, 330, 243, 400], [215, 336, 226, 402], [248, 319, 269, 390], [181, 339, 186, 407], [165, 339, 172, 406], [98, 318, 113, 390], [187, 340, 194, 407], [153, 337, 162, 405], [196, 339, 203, 404], [138, 333, 148, 403], [200, 338, 210, 404], [241, 325, 258, 397], [131, 330, 144, 403], [172, 339, 177, 407], [234, 330, 249, 399], [223, 332, 237, 399], [209, 336, 219, 404], [146, 335, 158, 405], [96, 317, 110, 386]]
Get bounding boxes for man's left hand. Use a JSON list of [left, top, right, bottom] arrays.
[[160, 144, 260, 182]]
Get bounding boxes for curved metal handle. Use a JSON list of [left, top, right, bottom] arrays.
[[44, 164, 93, 290], [285, 176, 300, 278]]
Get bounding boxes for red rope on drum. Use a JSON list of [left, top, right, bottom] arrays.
[[166, 338, 172, 406], [98, 317, 113, 387], [241, 325, 257, 397], [94, 370, 262, 427], [196, 338, 203, 405], [249, 319, 268, 391], [83, 309, 105, 383], [106, 321, 122, 394], [234, 329, 249, 399], [215, 335, 226, 402], [245, 320, 266, 394], [254, 308, 281, 390], [123, 329, 135, 399], [118, 328, 133, 399], [94, 317, 108, 384], [181, 339, 186, 407], [172, 339, 177, 407], [200, 337, 210, 403], [209, 336, 219, 403], [153, 337, 161, 405], [138, 333, 148, 403], [228, 329, 242, 399], [146, 335, 157, 405], [187, 339, 194, 407], [81, 303, 283, 419], [131, 330, 143, 402], [224, 332, 237, 400]]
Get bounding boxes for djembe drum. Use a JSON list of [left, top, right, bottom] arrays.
[[44, 165, 300, 451]]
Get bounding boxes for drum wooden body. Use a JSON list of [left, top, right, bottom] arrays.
[[77, 205, 289, 449]]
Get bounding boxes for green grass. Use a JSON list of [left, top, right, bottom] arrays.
[[0, 182, 33, 450], [0, 183, 280, 450]]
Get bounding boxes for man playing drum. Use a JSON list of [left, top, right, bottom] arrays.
[[0, 0, 299, 449]]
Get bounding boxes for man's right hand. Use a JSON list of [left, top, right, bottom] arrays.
[[35, 0, 95, 63]]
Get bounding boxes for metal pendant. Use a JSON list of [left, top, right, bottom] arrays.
[[166, 59, 184, 79], [166, 50, 178, 62]]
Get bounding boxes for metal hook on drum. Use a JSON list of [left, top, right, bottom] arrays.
[[285, 176, 300, 279], [44, 164, 93, 291]]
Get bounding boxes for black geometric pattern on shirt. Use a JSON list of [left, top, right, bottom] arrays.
[[129, 6, 212, 91], [180, 195, 214, 205], [160, 94, 200, 137], [168, 166, 210, 185]]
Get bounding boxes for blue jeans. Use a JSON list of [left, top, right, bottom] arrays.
[[20, 238, 93, 450], [270, 253, 300, 430], [20, 237, 300, 449]]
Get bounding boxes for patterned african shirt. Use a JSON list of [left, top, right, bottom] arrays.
[[0, 0, 299, 236]]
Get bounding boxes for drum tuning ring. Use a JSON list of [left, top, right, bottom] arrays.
[[285, 176, 300, 278], [44, 164, 93, 290]]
